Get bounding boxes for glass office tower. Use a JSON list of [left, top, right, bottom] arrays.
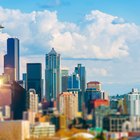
[[27, 63, 42, 102], [45, 48, 61, 101], [75, 64, 86, 92], [4, 38, 19, 82]]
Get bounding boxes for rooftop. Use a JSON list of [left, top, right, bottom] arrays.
[[87, 81, 101, 84], [49, 48, 57, 55]]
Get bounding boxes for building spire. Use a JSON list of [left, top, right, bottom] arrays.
[[49, 48, 57, 55]]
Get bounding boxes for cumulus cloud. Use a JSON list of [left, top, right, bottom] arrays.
[[0, 7, 140, 60]]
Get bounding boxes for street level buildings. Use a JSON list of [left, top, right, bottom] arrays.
[[30, 122, 55, 138]]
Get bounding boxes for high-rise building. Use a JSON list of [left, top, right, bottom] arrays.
[[67, 73, 82, 112], [45, 48, 61, 101], [61, 69, 69, 92], [75, 64, 86, 92], [11, 81, 27, 120], [27, 89, 38, 113], [27, 63, 42, 102], [68, 72, 80, 91], [22, 73, 27, 89], [85, 81, 102, 114], [125, 88, 140, 116], [59, 92, 78, 120], [4, 38, 19, 82]]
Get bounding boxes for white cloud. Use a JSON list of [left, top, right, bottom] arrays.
[[0, 8, 140, 59]]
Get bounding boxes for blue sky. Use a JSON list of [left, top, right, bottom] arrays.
[[0, 0, 140, 95], [0, 0, 140, 24]]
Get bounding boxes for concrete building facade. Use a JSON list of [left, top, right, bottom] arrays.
[[59, 92, 78, 120]]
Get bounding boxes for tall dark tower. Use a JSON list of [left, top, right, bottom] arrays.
[[4, 38, 19, 82], [27, 63, 42, 102]]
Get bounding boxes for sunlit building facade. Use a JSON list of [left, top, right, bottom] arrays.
[[59, 92, 78, 120], [28, 89, 38, 113]]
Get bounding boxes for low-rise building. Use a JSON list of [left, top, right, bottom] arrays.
[[30, 122, 55, 138], [23, 110, 36, 124], [0, 120, 30, 140], [103, 114, 129, 132], [0, 105, 11, 119], [93, 106, 115, 128]]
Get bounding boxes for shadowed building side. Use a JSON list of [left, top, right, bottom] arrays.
[[11, 81, 27, 120]]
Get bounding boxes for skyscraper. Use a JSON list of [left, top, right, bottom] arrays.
[[27, 63, 42, 102], [125, 88, 140, 116], [74, 64, 86, 92], [59, 92, 78, 120], [4, 38, 19, 82], [61, 69, 69, 92], [68, 72, 80, 91], [45, 48, 61, 102]]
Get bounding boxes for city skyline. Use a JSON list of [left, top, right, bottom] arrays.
[[0, 1, 140, 95], [0, 1, 140, 139]]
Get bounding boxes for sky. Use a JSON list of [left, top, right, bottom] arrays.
[[0, 0, 140, 95]]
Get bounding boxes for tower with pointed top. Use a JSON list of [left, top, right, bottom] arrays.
[[45, 48, 61, 102]]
